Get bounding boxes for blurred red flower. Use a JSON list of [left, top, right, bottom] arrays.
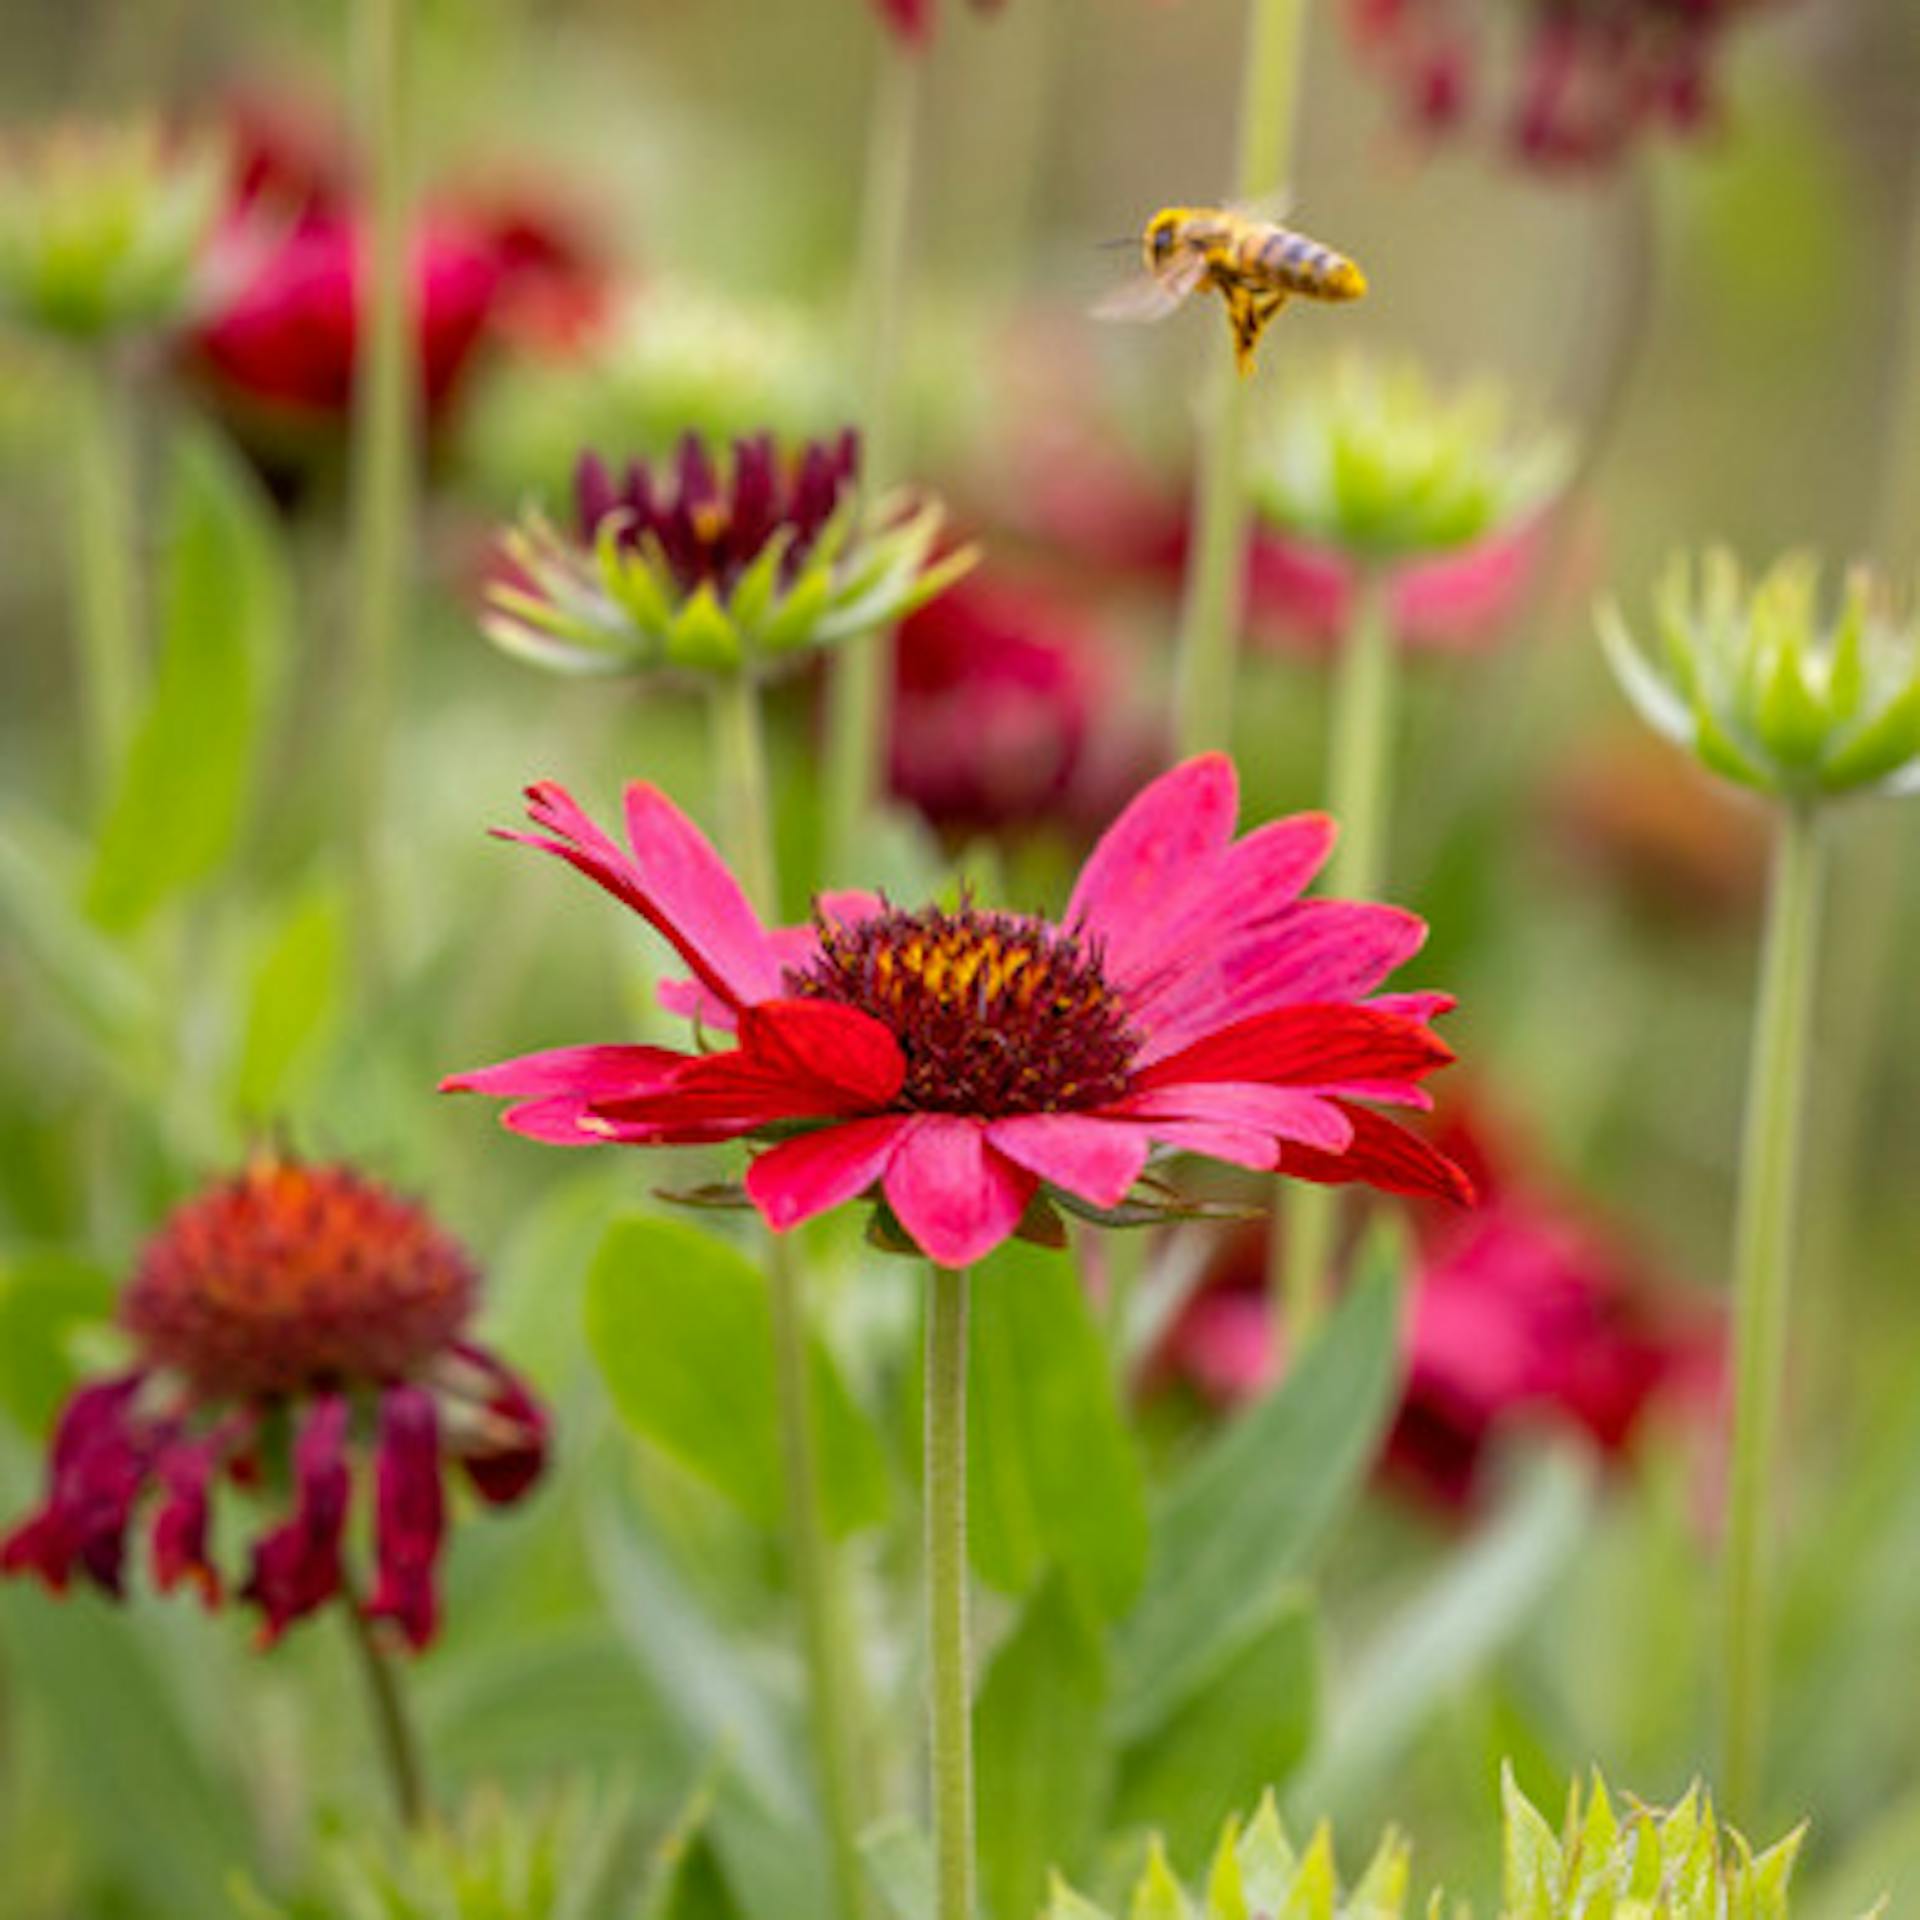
[[872, 0, 1006, 49], [1345, 0, 1775, 170], [1165, 1095, 1720, 1508], [888, 569, 1160, 843], [1, 1157, 546, 1652]]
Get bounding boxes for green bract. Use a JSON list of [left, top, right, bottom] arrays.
[[1600, 551, 1920, 802], [0, 125, 223, 344], [1045, 1793, 1415, 1920], [1252, 356, 1566, 565], [485, 488, 972, 680]]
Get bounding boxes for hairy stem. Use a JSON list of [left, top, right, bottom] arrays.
[[342, 1596, 429, 1830], [926, 1263, 974, 1920], [345, 0, 417, 986], [1721, 802, 1827, 1821], [1172, 0, 1308, 757], [67, 353, 141, 803], [824, 35, 922, 882], [1275, 566, 1396, 1346], [707, 671, 873, 1920]]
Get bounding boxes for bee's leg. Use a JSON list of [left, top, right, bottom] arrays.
[[1222, 286, 1262, 375], [1240, 292, 1291, 373]]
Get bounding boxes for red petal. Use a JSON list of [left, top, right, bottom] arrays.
[[1138, 1002, 1453, 1092], [1278, 1103, 1477, 1205], [241, 1394, 352, 1646], [366, 1386, 446, 1653]]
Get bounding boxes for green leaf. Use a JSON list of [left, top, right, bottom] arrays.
[[1113, 1597, 1317, 1871], [585, 1215, 890, 1538], [1502, 1763, 1563, 1918], [0, 1250, 116, 1436], [1115, 1252, 1403, 1737], [1131, 1840, 1196, 1920], [1287, 1448, 1593, 1815], [969, 1238, 1149, 1617], [231, 878, 346, 1119], [87, 430, 288, 931], [977, 1575, 1111, 1920]]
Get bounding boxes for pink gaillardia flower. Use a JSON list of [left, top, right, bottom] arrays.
[[1167, 1099, 1717, 1509], [444, 756, 1472, 1268], [1, 1157, 546, 1651]]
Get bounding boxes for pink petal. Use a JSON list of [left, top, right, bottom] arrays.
[[499, 781, 782, 1012], [1135, 902, 1430, 1063], [1109, 812, 1336, 1005], [1143, 1119, 1282, 1172], [882, 1116, 1037, 1267], [441, 1042, 687, 1101], [746, 1115, 915, 1231], [1065, 756, 1239, 975], [985, 1113, 1150, 1209], [1120, 1083, 1356, 1154], [1139, 1002, 1453, 1094], [658, 891, 884, 1031]]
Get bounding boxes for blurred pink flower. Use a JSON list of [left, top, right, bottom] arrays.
[[1165, 1096, 1720, 1509], [872, 0, 1006, 49], [1, 1157, 546, 1652], [1345, 0, 1776, 170], [888, 569, 1160, 842]]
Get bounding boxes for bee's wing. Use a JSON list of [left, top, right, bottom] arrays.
[[1091, 255, 1207, 325], [1224, 190, 1299, 225]]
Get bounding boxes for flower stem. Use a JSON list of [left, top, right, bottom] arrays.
[[1274, 565, 1396, 1347], [1172, 0, 1308, 758], [345, 0, 417, 986], [342, 1596, 429, 1830], [824, 35, 922, 882], [67, 352, 141, 804], [925, 1263, 974, 1920], [1722, 801, 1827, 1822], [706, 671, 873, 1920]]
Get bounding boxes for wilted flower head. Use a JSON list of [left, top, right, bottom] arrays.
[[485, 430, 970, 679], [1046, 1793, 1410, 1920], [889, 570, 1157, 843], [1, 1156, 546, 1651], [1602, 552, 1920, 804], [0, 124, 224, 344], [1166, 1097, 1716, 1509], [1347, 0, 1776, 171], [1254, 356, 1566, 569], [445, 756, 1470, 1269]]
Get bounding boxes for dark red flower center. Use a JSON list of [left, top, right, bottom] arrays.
[[119, 1159, 477, 1400], [790, 903, 1139, 1115], [574, 429, 859, 598]]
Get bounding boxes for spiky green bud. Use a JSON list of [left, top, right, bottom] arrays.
[[0, 124, 223, 345], [1601, 551, 1920, 804], [1251, 355, 1567, 565]]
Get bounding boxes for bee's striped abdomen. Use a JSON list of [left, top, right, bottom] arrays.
[[1253, 226, 1366, 303]]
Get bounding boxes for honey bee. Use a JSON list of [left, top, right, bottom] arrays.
[[1096, 205, 1368, 375]]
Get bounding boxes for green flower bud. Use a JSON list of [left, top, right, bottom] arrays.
[[484, 429, 972, 680], [0, 124, 223, 345], [1251, 355, 1567, 565], [1601, 551, 1920, 803], [1045, 1795, 1415, 1920], [465, 279, 854, 503]]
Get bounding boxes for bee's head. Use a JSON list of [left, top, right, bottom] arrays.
[[1145, 210, 1182, 270]]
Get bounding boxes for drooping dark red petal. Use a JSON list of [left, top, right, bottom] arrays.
[[1278, 1101, 1476, 1205], [446, 1341, 550, 1506], [241, 1393, 352, 1645], [150, 1419, 247, 1607], [366, 1386, 446, 1653], [575, 451, 618, 539], [0, 1376, 153, 1598]]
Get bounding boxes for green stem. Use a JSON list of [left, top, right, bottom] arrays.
[[1274, 567, 1397, 1346], [1172, 0, 1308, 758], [67, 353, 141, 803], [1721, 802, 1827, 1823], [824, 35, 922, 882], [342, 1596, 429, 1829], [345, 0, 417, 986], [706, 672, 872, 1920], [925, 1263, 974, 1920]]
